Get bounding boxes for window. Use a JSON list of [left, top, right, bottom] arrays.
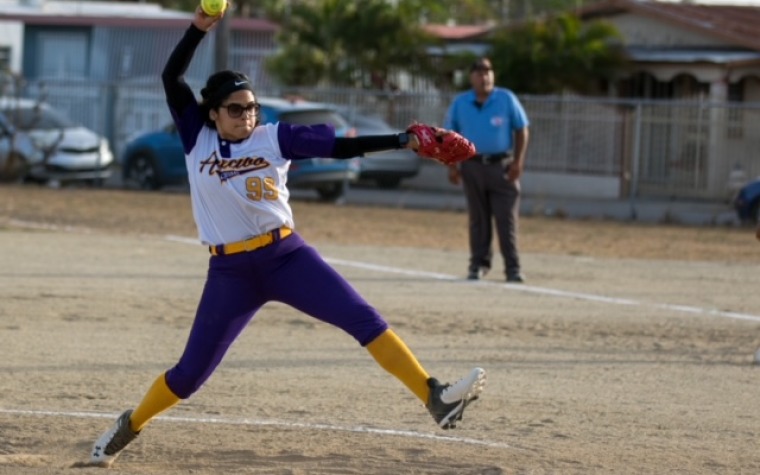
[[0, 46, 10, 71]]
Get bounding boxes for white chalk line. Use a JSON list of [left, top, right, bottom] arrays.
[[5, 221, 756, 450], [3, 223, 515, 451], [6, 221, 760, 323], [322, 258, 760, 324], [164, 234, 760, 323], [0, 408, 512, 450]]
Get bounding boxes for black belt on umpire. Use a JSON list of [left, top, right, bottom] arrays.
[[469, 152, 511, 164]]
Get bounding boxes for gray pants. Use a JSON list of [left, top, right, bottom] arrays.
[[460, 159, 521, 276]]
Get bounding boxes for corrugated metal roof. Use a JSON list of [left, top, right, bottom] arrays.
[[580, 0, 760, 52]]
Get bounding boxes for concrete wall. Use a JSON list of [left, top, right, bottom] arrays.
[[523, 172, 621, 199], [408, 161, 621, 200], [0, 20, 22, 73]]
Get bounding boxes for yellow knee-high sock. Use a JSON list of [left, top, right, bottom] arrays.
[[366, 329, 430, 403], [128, 373, 181, 432]]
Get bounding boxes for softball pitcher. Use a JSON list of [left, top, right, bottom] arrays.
[[89, 8, 485, 467]]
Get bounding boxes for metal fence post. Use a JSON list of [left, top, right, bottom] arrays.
[[629, 102, 642, 219]]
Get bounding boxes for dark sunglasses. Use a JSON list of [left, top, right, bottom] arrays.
[[220, 102, 260, 118]]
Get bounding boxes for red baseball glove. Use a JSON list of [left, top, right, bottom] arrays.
[[407, 123, 476, 166]]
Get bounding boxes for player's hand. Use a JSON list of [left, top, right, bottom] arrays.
[[193, 6, 223, 32]]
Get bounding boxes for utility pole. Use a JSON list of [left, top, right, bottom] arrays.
[[214, 12, 231, 71]]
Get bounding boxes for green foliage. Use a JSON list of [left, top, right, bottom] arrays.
[[266, 0, 438, 88], [488, 13, 627, 94]]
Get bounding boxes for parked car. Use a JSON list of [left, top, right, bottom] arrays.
[[339, 110, 421, 189], [120, 97, 359, 201], [733, 177, 760, 224], [0, 111, 40, 182], [0, 97, 114, 184]]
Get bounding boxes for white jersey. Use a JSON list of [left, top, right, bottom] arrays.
[[186, 123, 294, 246]]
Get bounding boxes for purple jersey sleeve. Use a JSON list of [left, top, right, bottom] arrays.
[[277, 123, 336, 160]]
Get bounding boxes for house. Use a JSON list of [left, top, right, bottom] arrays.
[[579, 0, 760, 103], [0, 0, 278, 153], [573, 0, 760, 200], [415, 2, 760, 202]]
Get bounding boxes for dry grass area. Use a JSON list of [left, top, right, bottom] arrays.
[[0, 184, 758, 263]]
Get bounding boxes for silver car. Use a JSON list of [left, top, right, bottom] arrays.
[[341, 110, 421, 189], [0, 112, 40, 182], [0, 97, 114, 184]]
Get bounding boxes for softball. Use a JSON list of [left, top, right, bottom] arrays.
[[201, 0, 227, 16]]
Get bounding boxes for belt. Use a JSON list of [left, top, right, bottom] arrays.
[[209, 226, 292, 256], [470, 152, 510, 164]]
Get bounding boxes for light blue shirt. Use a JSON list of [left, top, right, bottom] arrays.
[[444, 87, 529, 155]]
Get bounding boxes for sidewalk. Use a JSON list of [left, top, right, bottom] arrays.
[[340, 162, 741, 227]]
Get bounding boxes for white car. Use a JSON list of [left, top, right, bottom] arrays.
[[0, 97, 114, 184], [0, 111, 40, 182]]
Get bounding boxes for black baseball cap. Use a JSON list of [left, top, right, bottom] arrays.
[[470, 58, 493, 72]]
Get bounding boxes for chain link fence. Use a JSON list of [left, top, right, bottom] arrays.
[[8, 76, 760, 203]]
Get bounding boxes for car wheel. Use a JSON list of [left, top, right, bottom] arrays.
[[751, 201, 760, 225], [375, 177, 402, 189], [0, 152, 27, 183], [126, 153, 162, 190], [316, 182, 345, 201]]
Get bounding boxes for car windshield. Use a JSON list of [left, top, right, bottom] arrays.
[[279, 110, 350, 129], [1, 106, 74, 130]]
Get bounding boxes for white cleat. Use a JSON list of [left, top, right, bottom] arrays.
[[90, 409, 139, 467], [426, 367, 487, 429]]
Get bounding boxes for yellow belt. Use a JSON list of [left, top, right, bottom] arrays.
[[209, 226, 292, 256]]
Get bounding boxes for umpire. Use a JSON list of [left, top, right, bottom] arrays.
[[444, 57, 530, 283]]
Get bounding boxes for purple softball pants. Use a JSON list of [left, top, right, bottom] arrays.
[[165, 232, 388, 398]]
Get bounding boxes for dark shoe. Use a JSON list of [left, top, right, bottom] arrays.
[[506, 272, 524, 283], [467, 267, 489, 280], [426, 368, 486, 429]]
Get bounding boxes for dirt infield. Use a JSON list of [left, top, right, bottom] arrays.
[[1, 185, 760, 474]]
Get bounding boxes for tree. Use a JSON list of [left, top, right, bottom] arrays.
[[487, 13, 627, 94], [266, 0, 438, 89]]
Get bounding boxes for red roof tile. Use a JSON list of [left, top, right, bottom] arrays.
[[422, 24, 494, 41]]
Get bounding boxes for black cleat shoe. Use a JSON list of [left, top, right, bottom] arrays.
[[426, 368, 486, 429]]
